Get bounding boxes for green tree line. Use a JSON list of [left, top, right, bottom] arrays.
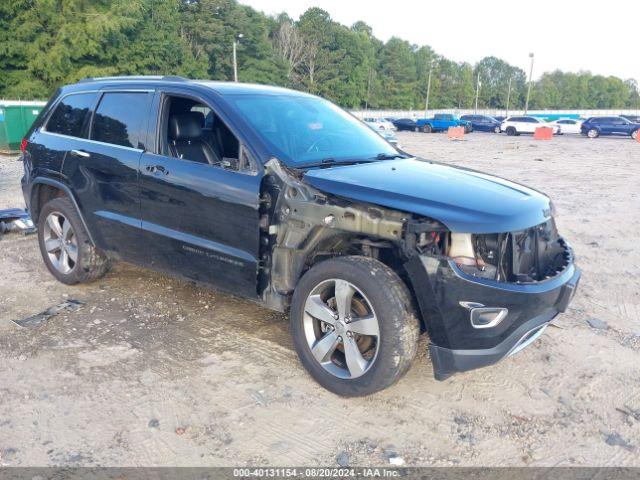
[[1, 0, 639, 110]]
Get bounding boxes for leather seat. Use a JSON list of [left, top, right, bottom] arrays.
[[168, 113, 221, 165]]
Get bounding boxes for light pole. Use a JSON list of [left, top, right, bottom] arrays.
[[524, 52, 534, 114], [232, 33, 243, 82], [424, 62, 433, 118], [474, 71, 481, 114], [505, 77, 512, 118]]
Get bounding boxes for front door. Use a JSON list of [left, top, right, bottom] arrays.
[[138, 93, 262, 297]]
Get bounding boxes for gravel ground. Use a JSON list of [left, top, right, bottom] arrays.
[[0, 131, 639, 467]]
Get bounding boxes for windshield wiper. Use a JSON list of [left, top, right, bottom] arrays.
[[295, 158, 378, 169], [372, 153, 407, 160]]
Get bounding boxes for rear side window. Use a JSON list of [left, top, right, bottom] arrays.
[[46, 92, 97, 138], [91, 92, 151, 148]]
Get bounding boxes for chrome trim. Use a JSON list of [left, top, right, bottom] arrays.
[[70, 149, 90, 158], [459, 301, 508, 329], [507, 324, 548, 357]]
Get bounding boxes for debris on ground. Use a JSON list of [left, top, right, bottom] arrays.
[[603, 432, 635, 451], [382, 446, 406, 465], [616, 405, 640, 422], [148, 419, 160, 428], [12, 299, 85, 328], [335, 451, 349, 467], [0, 208, 35, 237], [175, 427, 186, 435], [388, 455, 406, 466], [586, 318, 609, 330]]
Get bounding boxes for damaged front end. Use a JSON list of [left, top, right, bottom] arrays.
[[405, 219, 580, 380], [258, 159, 423, 310], [260, 158, 580, 380]]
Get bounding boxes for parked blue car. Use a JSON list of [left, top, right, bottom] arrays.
[[460, 115, 501, 133], [580, 116, 640, 139], [416, 114, 471, 133]]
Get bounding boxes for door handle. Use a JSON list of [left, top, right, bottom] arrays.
[[145, 164, 169, 175], [70, 149, 90, 158]]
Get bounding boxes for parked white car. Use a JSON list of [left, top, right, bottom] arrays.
[[363, 117, 396, 131], [550, 118, 583, 134], [500, 116, 560, 136]]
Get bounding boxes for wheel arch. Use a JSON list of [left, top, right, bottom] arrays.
[[286, 231, 427, 330], [30, 178, 96, 246]]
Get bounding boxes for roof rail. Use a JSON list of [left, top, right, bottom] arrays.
[[77, 75, 189, 83]]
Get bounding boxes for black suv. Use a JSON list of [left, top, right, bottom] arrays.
[[21, 76, 580, 396]]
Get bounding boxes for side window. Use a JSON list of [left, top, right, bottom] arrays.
[[46, 92, 97, 138], [162, 95, 249, 173], [91, 92, 151, 149]]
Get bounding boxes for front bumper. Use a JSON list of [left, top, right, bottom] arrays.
[[405, 251, 580, 380]]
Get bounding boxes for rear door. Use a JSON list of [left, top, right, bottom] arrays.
[[599, 117, 614, 134], [138, 90, 262, 297], [524, 117, 538, 133], [63, 90, 153, 259], [37, 91, 99, 182]]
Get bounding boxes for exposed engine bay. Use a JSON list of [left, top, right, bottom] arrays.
[[259, 159, 571, 309]]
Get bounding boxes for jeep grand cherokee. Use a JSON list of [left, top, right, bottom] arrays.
[[21, 76, 580, 396]]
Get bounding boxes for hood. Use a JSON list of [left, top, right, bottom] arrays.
[[303, 158, 552, 233]]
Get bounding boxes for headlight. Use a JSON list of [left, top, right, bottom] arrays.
[[449, 233, 497, 279]]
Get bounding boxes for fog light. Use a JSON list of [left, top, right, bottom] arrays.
[[460, 302, 508, 329]]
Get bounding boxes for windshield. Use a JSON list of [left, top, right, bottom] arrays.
[[227, 94, 399, 166]]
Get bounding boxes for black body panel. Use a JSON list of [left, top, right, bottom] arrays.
[[405, 252, 580, 379], [138, 151, 261, 297]]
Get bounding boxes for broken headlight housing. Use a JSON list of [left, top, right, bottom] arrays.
[[449, 219, 570, 283]]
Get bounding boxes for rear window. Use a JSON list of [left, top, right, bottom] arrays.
[[46, 92, 98, 138], [91, 92, 151, 148]]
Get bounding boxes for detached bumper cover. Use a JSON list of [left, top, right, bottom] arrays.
[[405, 251, 580, 380]]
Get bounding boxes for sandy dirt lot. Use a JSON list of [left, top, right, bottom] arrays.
[[0, 132, 639, 467]]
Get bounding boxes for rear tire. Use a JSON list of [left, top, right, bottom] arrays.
[[587, 128, 599, 138], [506, 126, 517, 136], [290, 256, 420, 396], [37, 197, 110, 285]]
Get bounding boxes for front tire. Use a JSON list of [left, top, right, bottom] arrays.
[[506, 126, 517, 136], [290, 256, 420, 396], [494, 126, 501, 133], [632, 129, 638, 140], [421, 124, 432, 133], [37, 197, 110, 285]]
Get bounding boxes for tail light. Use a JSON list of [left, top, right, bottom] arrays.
[[20, 138, 28, 153]]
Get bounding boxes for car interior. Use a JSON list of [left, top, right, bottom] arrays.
[[160, 95, 251, 172]]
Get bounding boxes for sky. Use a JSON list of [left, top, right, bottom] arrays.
[[239, 0, 640, 84]]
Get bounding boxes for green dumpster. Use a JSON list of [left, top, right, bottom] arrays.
[[0, 101, 46, 153]]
